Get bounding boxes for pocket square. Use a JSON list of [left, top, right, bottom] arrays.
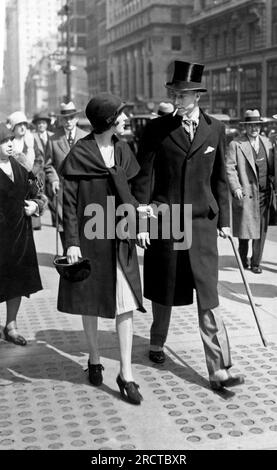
[[204, 146, 215, 154]]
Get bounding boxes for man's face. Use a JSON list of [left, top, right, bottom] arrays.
[[169, 90, 200, 116], [114, 112, 128, 136], [37, 119, 48, 133], [14, 122, 27, 138], [245, 123, 261, 138], [62, 115, 78, 131], [0, 138, 14, 159]]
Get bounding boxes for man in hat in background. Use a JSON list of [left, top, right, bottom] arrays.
[[33, 111, 55, 226], [45, 102, 88, 247], [132, 60, 244, 391], [157, 102, 174, 116], [226, 109, 275, 274]]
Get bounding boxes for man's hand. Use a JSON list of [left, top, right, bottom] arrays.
[[52, 180, 60, 195], [24, 200, 38, 216], [67, 246, 82, 264], [137, 232, 151, 249], [218, 227, 231, 239], [234, 188, 244, 200]]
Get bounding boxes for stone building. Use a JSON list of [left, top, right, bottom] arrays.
[[188, 0, 277, 117], [105, 0, 193, 112]]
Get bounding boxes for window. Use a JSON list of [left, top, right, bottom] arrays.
[[171, 7, 181, 23], [76, 0, 86, 15], [171, 36, 181, 51], [272, 0, 277, 44], [77, 35, 86, 49], [248, 23, 255, 50]]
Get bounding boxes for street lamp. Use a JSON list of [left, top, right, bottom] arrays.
[[236, 66, 243, 118], [58, 2, 72, 103]]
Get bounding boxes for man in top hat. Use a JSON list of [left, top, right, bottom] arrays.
[[45, 102, 88, 245], [132, 60, 244, 391], [226, 109, 275, 273]]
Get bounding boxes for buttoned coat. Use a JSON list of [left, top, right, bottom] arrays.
[[226, 135, 274, 239], [45, 126, 88, 229], [0, 157, 43, 302], [132, 111, 230, 310]]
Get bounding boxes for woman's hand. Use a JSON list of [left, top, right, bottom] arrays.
[[136, 232, 151, 249], [24, 200, 38, 216], [67, 246, 82, 264]]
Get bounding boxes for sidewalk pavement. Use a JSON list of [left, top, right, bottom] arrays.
[[0, 210, 277, 450]]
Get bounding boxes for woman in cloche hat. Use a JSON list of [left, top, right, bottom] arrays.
[[57, 93, 145, 405], [0, 123, 43, 346]]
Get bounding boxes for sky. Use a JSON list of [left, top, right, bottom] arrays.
[[0, 0, 6, 87]]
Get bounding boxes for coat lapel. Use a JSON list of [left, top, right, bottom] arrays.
[[169, 125, 191, 154], [57, 130, 70, 154], [239, 138, 257, 178], [187, 113, 210, 159]]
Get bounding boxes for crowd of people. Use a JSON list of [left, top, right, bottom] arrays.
[[0, 60, 276, 403]]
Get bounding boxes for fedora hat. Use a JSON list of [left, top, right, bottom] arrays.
[[56, 102, 81, 117], [85, 93, 126, 133], [240, 109, 264, 124], [157, 102, 174, 116], [0, 123, 14, 144], [8, 111, 28, 130], [165, 61, 207, 92], [53, 256, 91, 282], [32, 111, 51, 124]]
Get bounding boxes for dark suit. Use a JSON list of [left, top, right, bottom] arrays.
[[132, 109, 232, 379], [45, 126, 88, 242]]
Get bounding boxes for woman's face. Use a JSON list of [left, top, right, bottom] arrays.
[[14, 122, 27, 138], [0, 138, 14, 159], [114, 112, 128, 135]]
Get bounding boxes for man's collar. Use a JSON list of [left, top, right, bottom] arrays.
[[181, 106, 200, 122]]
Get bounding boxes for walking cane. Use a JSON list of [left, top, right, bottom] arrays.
[[227, 234, 267, 347], [55, 192, 59, 258]]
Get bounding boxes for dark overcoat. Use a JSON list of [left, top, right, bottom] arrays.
[[132, 110, 230, 310], [57, 134, 145, 318], [0, 157, 43, 302]]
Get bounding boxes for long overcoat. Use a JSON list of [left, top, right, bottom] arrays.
[[45, 126, 88, 229], [132, 111, 230, 310], [226, 135, 274, 238], [57, 134, 145, 318], [0, 157, 43, 302]]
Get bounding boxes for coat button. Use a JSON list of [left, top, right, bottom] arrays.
[[249, 196, 253, 199]]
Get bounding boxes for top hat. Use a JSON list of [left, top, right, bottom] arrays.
[[56, 102, 81, 117], [32, 111, 51, 124], [53, 256, 91, 282], [0, 123, 14, 144], [157, 102, 174, 116], [165, 61, 207, 92], [240, 109, 264, 124], [85, 93, 126, 133], [8, 111, 28, 130]]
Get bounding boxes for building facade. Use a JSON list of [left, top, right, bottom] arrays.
[[86, 0, 108, 97], [3, 0, 62, 114], [188, 0, 277, 118], [105, 0, 193, 112]]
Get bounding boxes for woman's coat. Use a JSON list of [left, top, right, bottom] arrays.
[[226, 135, 274, 239], [57, 134, 144, 318], [0, 157, 43, 302]]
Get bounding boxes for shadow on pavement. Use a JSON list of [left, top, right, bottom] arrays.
[[0, 329, 234, 399]]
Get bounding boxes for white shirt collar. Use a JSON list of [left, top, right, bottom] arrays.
[[64, 127, 76, 139]]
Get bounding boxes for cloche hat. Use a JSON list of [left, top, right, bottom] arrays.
[[85, 93, 126, 133], [8, 111, 28, 130]]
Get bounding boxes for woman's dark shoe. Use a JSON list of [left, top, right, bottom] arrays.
[[4, 327, 27, 346], [116, 374, 143, 405], [87, 361, 104, 386], [149, 350, 165, 364]]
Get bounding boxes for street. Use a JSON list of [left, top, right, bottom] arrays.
[[0, 210, 277, 451]]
